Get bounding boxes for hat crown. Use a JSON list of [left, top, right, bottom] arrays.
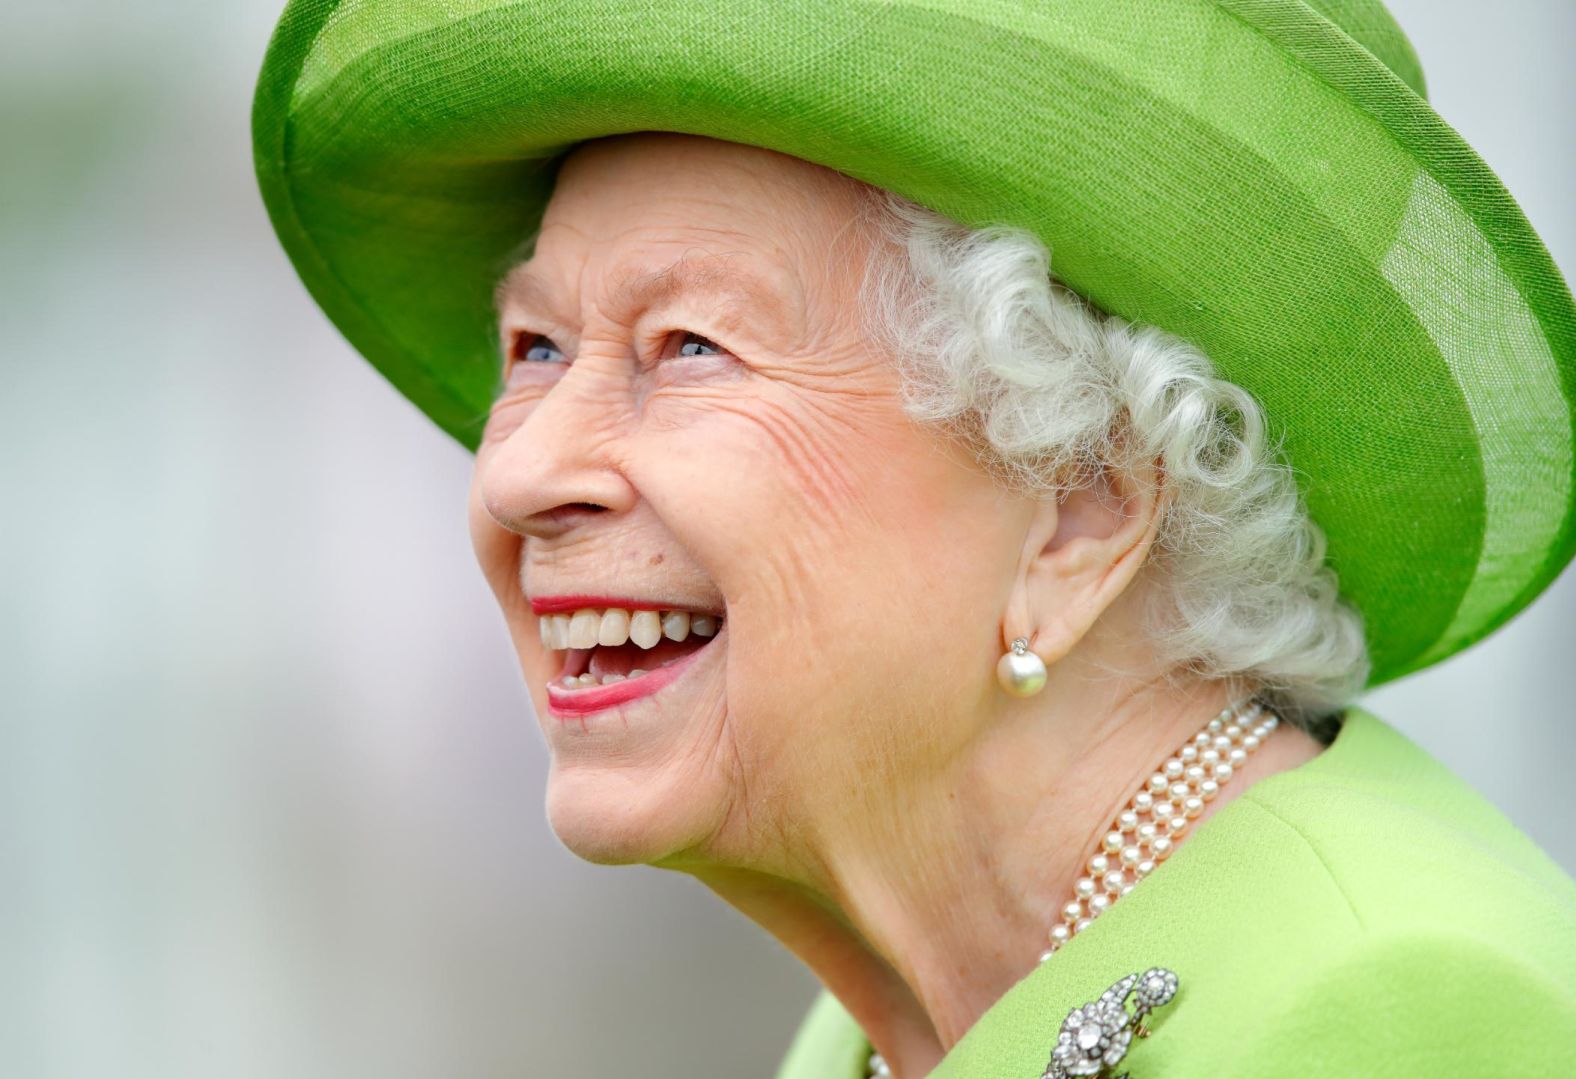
[[1301, 0, 1428, 97]]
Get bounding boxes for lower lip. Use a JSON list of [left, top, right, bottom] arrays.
[[544, 641, 712, 717]]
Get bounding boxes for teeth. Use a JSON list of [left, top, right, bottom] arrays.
[[629, 610, 662, 648], [552, 670, 655, 692], [557, 672, 633, 690], [597, 608, 631, 647], [569, 609, 600, 649], [537, 606, 722, 651]]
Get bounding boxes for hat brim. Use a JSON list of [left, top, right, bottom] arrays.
[[253, 0, 1576, 687]]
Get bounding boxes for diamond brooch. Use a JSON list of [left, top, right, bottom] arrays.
[[1041, 967, 1179, 1079]]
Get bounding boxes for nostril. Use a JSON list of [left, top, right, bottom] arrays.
[[484, 496, 610, 539], [542, 502, 610, 528], [506, 502, 610, 540]]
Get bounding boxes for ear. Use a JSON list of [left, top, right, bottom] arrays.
[[1002, 456, 1165, 665]]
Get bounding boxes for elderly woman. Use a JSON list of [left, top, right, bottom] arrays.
[[254, 2, 1576, 1075]]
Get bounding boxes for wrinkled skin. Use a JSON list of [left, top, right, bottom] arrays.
[[468, 132, 1324, 1074], [471, 133, 1021, 871]]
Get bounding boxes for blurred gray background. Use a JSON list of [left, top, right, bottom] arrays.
[[2, 2, 1572, 1076]]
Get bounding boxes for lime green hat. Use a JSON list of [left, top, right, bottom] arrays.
[[253, 0, 1575, 688]]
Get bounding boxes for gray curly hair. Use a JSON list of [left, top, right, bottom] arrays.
[[857, 190, 1369, 727]]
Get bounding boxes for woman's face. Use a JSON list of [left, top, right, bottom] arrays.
[[469, 133, 1028, 869]]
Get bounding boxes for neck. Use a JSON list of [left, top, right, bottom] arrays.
[[688, 670, 1327, 1077]]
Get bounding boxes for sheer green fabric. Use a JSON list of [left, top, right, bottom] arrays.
[[775, 708, 1576, 1077], [252, 0, 1576, 685]]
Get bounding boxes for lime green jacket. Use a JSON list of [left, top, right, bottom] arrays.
[[775, 708, 1576, 1077]]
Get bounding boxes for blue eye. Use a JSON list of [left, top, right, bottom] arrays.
[[677, 332, 722, 357], [514, 333, 567, 363]]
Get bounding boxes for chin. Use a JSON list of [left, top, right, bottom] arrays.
[[542, 759, 727, 866]]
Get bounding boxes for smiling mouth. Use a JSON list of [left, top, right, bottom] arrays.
[[535, 603, 723, 716]]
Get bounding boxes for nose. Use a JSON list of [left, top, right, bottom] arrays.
[[478, 366, 636, 542]]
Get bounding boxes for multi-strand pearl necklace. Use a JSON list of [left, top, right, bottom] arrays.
[[865, 698, 1280, 1078]]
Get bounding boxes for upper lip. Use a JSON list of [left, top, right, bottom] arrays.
[[528, 593, 724, 617]]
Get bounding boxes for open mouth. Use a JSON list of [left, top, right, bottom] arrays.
[[535, 604, 723, 715]]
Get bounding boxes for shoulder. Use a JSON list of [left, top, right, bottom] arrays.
[[1207, 707, 1576, 1073], [1217, 927, 1576, 1077], [1239, 707, 1576, 945]]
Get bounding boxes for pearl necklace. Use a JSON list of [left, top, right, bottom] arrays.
[[864, 698, 1280, 1078]]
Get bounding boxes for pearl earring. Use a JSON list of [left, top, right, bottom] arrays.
[[997, 636, 1047, 697]]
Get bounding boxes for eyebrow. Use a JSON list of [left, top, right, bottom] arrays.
[[494, 252, 791, 338]]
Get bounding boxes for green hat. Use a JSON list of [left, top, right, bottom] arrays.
[[253, 0, 1575, 688]]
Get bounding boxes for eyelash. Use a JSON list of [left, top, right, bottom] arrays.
[[507, 330, 724, 367]]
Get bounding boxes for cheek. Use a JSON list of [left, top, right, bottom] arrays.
[[642, 378, 913, 589], [638, 381, 983, 719], [735, 386, 969, 599]]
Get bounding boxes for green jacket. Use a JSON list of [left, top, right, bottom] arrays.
[[775, 708, 1576, 1077]]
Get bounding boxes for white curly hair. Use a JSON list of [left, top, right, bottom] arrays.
[[857, 189, 1369, 728]]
